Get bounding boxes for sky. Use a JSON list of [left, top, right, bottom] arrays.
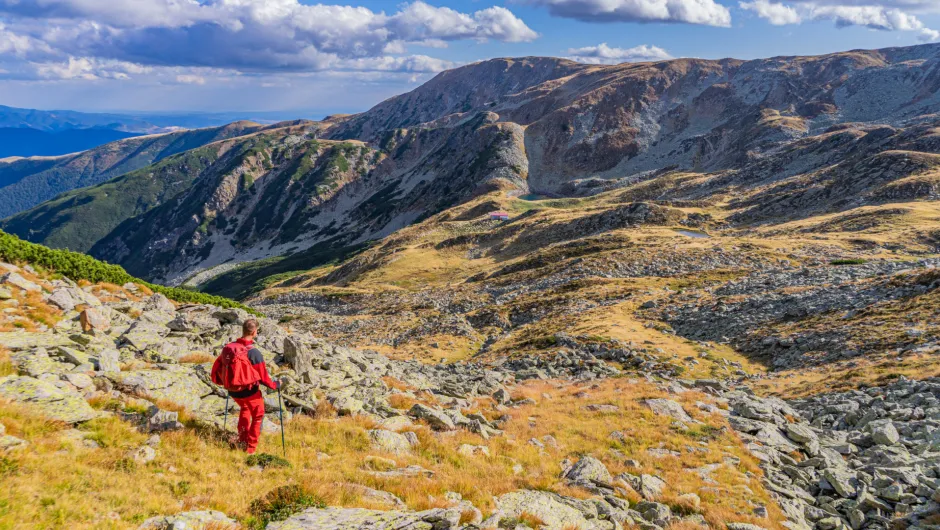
[[0, 0, 938, 118]]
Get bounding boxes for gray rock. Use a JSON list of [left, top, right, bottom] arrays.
[[867, 419, 900, 446], [1, 272, 40, 292], [265, 507, 460, 530], [0, 375, 97, 423], [138, 510, 236, 529], [368, 429, 414, 455], [407, 404, 456, 431], [127, 445, 156, 464], [643, 399, 693, 423], [495, 490, 614, 530], [562, 456, 613, 485]]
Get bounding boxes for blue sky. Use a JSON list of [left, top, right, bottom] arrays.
[[0, 0, 937, 117]]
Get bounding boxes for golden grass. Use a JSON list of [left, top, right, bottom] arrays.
[[179, 353, 217, 364], [0, 378, 787, 529], [753, 351, 940, 399], [0, 346, 14, 377]]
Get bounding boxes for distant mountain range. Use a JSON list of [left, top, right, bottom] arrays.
[[0, 127, 142, 158]]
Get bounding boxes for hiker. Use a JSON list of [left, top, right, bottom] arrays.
[[210, 318, 279, 454]]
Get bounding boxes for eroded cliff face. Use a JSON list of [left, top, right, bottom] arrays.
[[331, 44, 940, 193]]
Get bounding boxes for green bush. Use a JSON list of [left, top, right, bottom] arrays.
[[246, 485, 325, 529], [831, 259, 868, 265], [246, 453, 290, 469], [0, 230, 258, 314]]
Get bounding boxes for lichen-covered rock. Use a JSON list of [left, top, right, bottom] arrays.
[[408, 403, 456, 431], [106, 370, 212, 411], [1, 272, 40, 292], [138, 510, 237, 529], [495, 490, 614, 530], [643, 399, 694, 423], [0, 332, 76, 351], [80, 307, 110, 333], [266, 506, 460, 530], [368, 429, 414, 455], [562, 456, 613, 485], [0, 375, 97, 423]]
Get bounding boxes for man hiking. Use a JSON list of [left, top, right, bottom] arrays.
[[210, 319, 279, 454]]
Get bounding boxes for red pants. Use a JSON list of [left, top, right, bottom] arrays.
[[233, 392, 265, 454]]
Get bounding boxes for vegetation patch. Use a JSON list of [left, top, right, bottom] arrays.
[[246, 453, 291, 469], [245, 485, 325, 530], [0, 230, 257, 314]]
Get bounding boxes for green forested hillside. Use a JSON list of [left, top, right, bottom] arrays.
[[1, 144, 225, 253]]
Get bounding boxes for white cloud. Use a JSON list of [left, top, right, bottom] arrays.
[[175, 74, 205, 85], [34, 56, 149, 80], [0, 0, 537, 82], [566, 43, 672, 64], [739, 1, 802, 24], [739, 1, 940, 40], [521, 0, 733, 27]]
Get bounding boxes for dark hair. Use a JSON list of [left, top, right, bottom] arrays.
[[243, 319, 259, 336]]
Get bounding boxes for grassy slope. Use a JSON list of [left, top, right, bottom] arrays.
[[0, 376, 786, 530]]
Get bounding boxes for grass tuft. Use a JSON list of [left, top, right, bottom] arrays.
[[246, 485, 325, 530], [246, 453, 290, 469]]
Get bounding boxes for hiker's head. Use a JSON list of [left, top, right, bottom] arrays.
[[242, 319, 259, 339]]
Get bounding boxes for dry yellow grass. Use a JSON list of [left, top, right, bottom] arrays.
[[179, 353, 217, 364], [0, 346, 14, 377], [0, 378, 786, 529], [753, 351, 940, 399]]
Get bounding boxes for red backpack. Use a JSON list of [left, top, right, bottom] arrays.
[[211, 340, 261, 392]]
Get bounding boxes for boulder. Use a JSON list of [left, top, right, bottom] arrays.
[[80, 307, 110, 333], [494, 490, 613, 530], [265, 507, 460, 530], [867, 419, 900, 446], [143, 293, 176, 313], [562, 456, 613, 485], [138, 510, 237, 530], [368, 429, 414, 455], [408, 404, 456, 431], [643, 399, 694, 423], [96, 349, 121, 372], [148, 410, 184, 433], [458, 444, 490, 457], [1, 272, 40, 292], [0, 375, 97, 423], [47, 288, 77, 311], [373, 416, 413, 432], [106, 370, 212, 411], [127, 445, 156, 464]]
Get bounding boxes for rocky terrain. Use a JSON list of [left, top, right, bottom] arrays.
[[3, 256, 940, 530]]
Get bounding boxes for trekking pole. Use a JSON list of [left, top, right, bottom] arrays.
[[222, 395, 229, 432], [277, 385, 287, 458]]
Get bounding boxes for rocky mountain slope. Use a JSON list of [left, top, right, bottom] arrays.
[[6, 44, 940, 289], [0, 120, 265, 219]]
